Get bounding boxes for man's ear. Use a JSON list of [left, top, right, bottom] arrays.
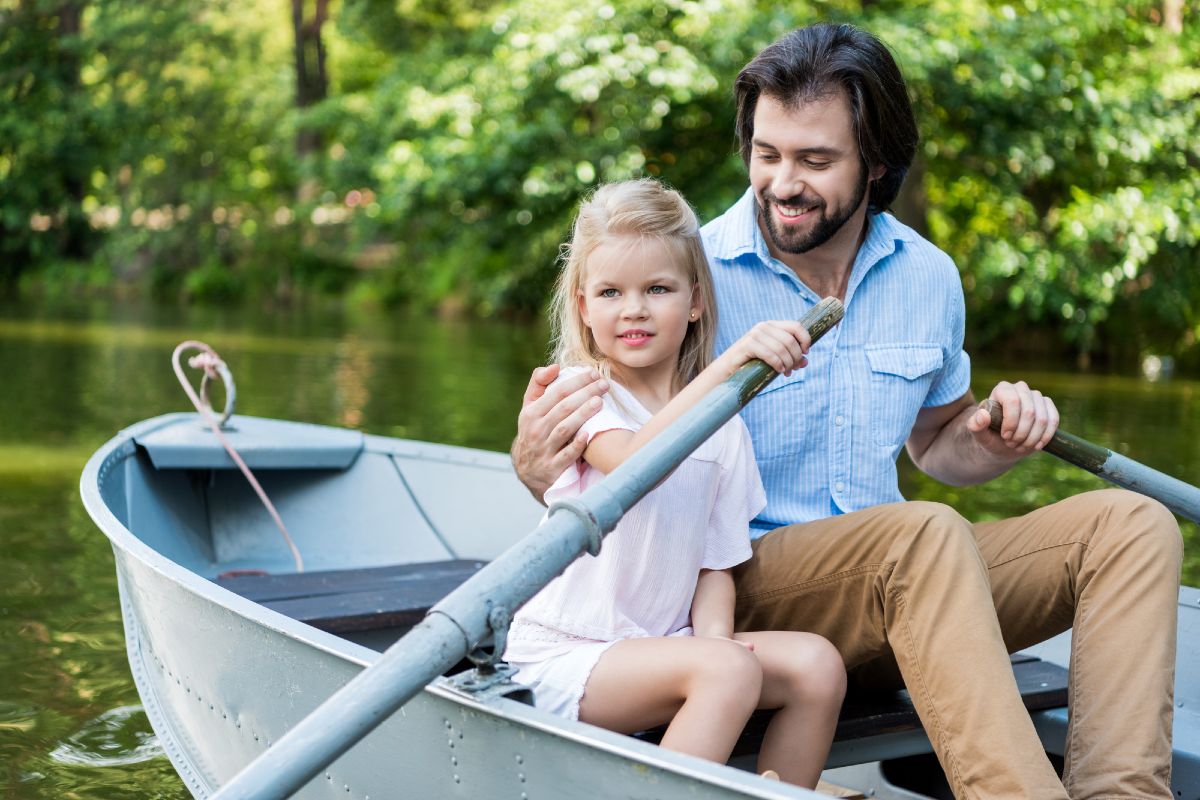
[[869, 163, 887, 182]]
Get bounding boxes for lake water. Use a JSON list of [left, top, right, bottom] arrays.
[[1, 297, 1196, 797]]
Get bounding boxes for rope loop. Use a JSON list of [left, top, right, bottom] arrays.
[[172, 341, 303, 572]]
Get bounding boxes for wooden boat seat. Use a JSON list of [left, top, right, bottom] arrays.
[[636, 653, 1070, 750], [214, 559, 486, 634], [216, 560, 1070, 748]]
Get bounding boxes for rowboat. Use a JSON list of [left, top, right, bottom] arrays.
[[81, 408, 1200, 799]]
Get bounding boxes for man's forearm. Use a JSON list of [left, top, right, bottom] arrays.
[[908, 403, 1020, 487]]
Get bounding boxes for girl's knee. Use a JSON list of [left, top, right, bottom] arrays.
[[784, 635, 847, 705], [688, 639, 762, 707]]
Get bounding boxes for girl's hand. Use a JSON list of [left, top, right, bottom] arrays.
[[724, 321, 811, 376]]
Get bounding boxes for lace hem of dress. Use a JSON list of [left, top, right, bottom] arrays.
[[508, 617, 596, 645]]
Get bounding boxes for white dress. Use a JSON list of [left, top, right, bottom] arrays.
[[504, 368, 766, 719]]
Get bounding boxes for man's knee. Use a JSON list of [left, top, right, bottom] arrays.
[[1088, 489, 1182, 566], [891, 500, 975, 549]]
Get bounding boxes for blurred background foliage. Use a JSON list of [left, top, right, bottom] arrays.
[[2, 0, 1197, 366]]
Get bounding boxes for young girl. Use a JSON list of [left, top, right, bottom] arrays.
[[504, 179, 845, 788]]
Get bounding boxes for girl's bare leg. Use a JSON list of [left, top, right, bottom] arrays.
[[578, 636, 763, 763], [735, 631, 846, 788]]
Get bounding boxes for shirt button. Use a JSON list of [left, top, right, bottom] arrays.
[[835, 415, 845, 426], [834, 481, 845, 493]]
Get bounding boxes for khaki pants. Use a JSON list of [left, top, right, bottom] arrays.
[[732, 489, 1182, 800]]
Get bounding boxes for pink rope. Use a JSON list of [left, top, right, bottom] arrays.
[[172, 340, 304, 573]]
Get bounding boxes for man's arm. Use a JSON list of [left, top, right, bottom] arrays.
[[511, 364, 609, 504], [906, 380, 1060, 487]]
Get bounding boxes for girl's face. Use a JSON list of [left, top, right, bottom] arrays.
[[577, 236, 701, 387]]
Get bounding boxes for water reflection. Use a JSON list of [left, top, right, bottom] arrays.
[[49, 706, 164, 767]]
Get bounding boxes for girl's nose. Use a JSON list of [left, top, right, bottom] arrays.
[[621, 295, 648, 318]]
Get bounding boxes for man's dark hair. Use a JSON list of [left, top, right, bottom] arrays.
[[734, 23, 918, 213]]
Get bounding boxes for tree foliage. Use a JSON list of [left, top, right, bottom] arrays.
[[3, 0, 1198, 364]]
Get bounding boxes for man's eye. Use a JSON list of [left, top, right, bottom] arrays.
[[806, 161, 831, 170], [599, 288, 619, 298], [755, 152, 779, 162]]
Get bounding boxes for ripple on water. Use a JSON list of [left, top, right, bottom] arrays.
[[49, 705, 164, 767]]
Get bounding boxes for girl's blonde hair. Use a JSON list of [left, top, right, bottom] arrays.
[[550, 179, 718, 390]]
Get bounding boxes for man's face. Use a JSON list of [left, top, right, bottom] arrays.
[[748, 91, 873, 256]]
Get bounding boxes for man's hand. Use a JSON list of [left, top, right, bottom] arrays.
[[512, 364, 608, 503], [965, 380, 1059, 459]]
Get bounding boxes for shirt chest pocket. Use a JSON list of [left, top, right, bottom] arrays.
[[864, 344, 944, 447]]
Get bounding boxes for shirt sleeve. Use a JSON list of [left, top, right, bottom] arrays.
[[701, 417, 762, 571], [924, 265, 972, 408], [543, 369, 636, 502]]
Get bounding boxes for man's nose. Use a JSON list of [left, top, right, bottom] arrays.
[[773, 162, 807, 201]]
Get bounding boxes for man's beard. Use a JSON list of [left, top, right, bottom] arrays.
[[758, 171, 869, 255]]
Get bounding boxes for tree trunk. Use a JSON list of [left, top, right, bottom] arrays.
[[1163, 0, 1182, 34], [292, 0, 329, 156]]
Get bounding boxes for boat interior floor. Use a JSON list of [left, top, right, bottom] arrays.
[[214, 559, 1070, 751]]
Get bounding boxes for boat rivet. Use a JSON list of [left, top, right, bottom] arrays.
[[451, 757, 457, 766], [453, 775, 461, 784], [326, 773, 332, 780], [520, 793, 528, 800], [1179, 700, 1186, 708], [344, 785, 349, 792], [448, 740, 455, 748], [515, 754, 523, 765], [518, 772, 526, 783], [444, 720, 452, 729], [458, 731, 464, 739], [254, 735, 259, 742]]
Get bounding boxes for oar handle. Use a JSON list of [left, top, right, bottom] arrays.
[[733, 296, 845, 403], [986, 399, 1200, 523], [986, 401, 1110, 472]]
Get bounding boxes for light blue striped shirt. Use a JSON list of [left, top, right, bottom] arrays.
[[702, 189, 971, 536]]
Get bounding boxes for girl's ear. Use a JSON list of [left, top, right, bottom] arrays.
[[689, 284, 703, 322], [577, 292, 591, 327]]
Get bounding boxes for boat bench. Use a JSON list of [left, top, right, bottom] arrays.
[[215, 560, 1070, 748], [636, 652, 1069, 753], [214, 559, 487, 634]]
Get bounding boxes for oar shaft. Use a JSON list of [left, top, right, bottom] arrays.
[[987, 402, 1200, 523], [211, 299, 844, 800]]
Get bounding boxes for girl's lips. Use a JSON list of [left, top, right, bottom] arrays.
[[618, 331, 653, 346]]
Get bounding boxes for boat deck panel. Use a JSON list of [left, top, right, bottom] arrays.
[[215, 559, 486, 633]]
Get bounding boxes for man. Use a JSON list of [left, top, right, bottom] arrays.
[[512, 23, 1181, 800]]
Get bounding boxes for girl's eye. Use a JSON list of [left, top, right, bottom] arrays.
[[599, 288, 619, 298], [648, 285, 670, 295]]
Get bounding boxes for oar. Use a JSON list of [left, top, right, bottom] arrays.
[[209, 298, 845, 800], [987, 401, 1200, 524]]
